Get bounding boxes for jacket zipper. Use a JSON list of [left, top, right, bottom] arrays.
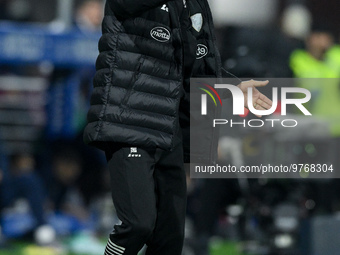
[[168, 1, 185, 152], [201, 0, 222, 164]]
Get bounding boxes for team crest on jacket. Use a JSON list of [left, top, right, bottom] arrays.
[[190, 13, 203, 32], [196, 44, 208, 59], [150, 27, 171, 42]]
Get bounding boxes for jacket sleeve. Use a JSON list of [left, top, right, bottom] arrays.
[[107, 0, 170, 18]]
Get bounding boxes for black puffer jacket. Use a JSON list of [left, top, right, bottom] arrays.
[[83, 0, 222, 160]]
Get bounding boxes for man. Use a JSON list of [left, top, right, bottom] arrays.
[[83, 1, 272, 254]]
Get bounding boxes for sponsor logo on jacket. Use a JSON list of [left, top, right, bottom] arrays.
[[196, 44, 208, 59], [150, 27, 171, 42]]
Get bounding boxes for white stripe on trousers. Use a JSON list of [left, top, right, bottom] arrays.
[[105, 239, 125, 255]]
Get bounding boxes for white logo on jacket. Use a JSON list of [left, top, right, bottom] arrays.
[[150, 27, 171, 42], [190, 13, 203, 32], [128, 147, 141, 158], [161, 4, 168, 12], [196, 44, 208, 59]]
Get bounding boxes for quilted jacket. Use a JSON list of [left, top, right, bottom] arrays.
[[83, 0, 222, 162]]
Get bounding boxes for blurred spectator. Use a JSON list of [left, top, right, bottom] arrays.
[[74, 0, 103, 33], [290, 21, 340, 136], [0, 153, 50, 239], [290, 21, 336, 77]]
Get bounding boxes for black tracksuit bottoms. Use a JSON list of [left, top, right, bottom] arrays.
[[104, 133, 187, 255]]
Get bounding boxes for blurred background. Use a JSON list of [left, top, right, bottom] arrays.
[[0, 0, 339, 254]]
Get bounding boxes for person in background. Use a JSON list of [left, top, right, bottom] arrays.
[[290, 21, 340, 134], [74, 0, 103, 33], [290, 20, 340, 212], [0, 152, 54, 242]]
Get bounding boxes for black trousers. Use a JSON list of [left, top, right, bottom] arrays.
[[104, 134, 187, 255]]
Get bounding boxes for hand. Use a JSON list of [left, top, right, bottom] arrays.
[[237, 79, 273, 118]]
